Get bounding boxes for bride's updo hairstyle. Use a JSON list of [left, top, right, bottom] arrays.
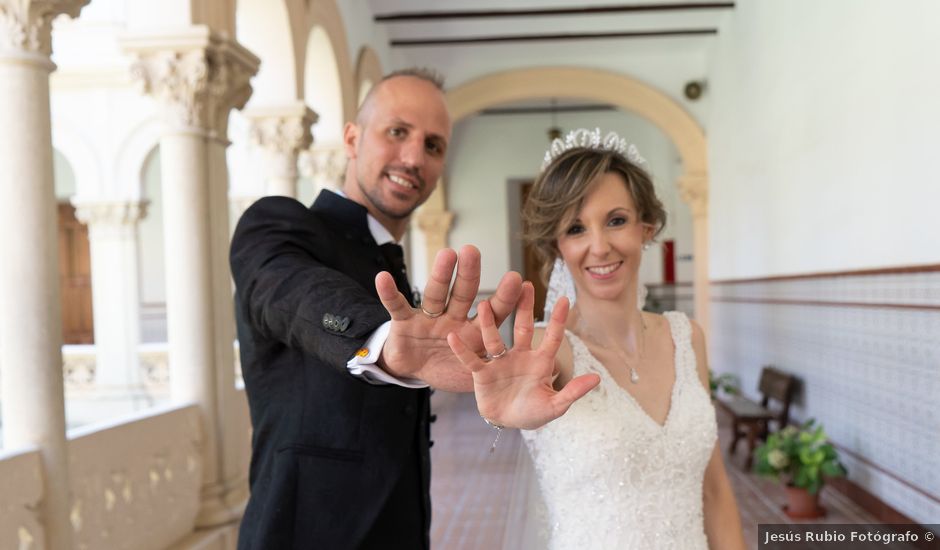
[[523, 147, 667, 282]]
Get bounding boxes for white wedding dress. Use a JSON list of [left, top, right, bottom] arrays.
[[514, 311, 717, 550]]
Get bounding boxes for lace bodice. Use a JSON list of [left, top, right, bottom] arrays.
[[521, 312, 717, 550]]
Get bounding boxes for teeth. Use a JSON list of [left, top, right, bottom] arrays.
[[588, 263, 620, 275], [388, 174, 416, 189]]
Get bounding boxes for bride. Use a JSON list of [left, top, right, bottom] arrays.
[[447, 129, 746, 549]]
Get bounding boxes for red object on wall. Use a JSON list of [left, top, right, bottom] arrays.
[[663, 240, 675, 284]]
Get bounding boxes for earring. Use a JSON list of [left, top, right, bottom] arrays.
[[642, 242, 651, 251]]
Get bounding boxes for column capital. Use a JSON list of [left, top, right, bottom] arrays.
[[122, 26, 259, 137], [245, 103, 318, 157], [416, 209, 455, 236], [299, 145, 347, 189], [72, 199, 148, 226], [677, 172, 708, 219], [0, 0, 89, 56]]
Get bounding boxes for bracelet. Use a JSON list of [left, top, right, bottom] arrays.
[[481, 415, 505, 453]]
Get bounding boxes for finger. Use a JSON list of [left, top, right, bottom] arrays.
[[552, 373, 601, 414], [445, 245, 481, 320], [538, 297, 569, 357], [446, 332, 487, 373], [421, 248, 457, 316], [513, 282, 536, 350], [486, 271, 523, 327], [478, 301, 508, 356], [375, 272, 414, 321]]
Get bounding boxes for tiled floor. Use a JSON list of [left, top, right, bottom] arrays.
[[429, 391, 883, 549]]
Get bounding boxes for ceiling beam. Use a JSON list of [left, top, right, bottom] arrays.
[[391, 29, 717, 47], [480, 104, 616, 115], [375, 3, 735, 22]]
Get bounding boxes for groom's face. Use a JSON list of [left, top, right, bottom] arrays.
[[343, 76, 451, 223]]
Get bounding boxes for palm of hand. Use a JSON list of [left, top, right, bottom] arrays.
[[472, 346, 564, 430], [375, 246, 523, 391], [448, 287, 600, 430]]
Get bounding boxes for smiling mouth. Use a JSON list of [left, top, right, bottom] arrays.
[[387, 173, 419, 191], [586, 262, 623, 276]]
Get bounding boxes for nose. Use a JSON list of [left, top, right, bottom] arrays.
[[399, 135, 426, 169], [588, 229, 612, 257]]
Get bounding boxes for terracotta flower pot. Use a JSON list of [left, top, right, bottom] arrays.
[[783, 484, 826, 519]]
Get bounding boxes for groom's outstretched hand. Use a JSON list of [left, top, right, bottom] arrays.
[[375, 245, 523, 392], [447, 282, 601, 430]]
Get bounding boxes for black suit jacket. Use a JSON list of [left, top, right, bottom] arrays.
[[231, 191, 431, 550]]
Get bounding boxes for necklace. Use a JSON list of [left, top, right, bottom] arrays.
[[622, 313, 647, 384], [581, 311, 647, 384]]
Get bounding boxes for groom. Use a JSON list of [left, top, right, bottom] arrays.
[[230, 69, 524, 549]]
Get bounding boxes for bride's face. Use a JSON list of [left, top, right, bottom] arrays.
[[556, 171, 652, 303]]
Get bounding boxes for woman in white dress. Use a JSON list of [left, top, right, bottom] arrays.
[[448, 129, 746, 549]]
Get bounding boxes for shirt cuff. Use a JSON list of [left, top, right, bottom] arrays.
[[346, 321, 429, 388]]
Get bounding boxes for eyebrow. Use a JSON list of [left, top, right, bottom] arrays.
[[390, 117, 448, 147]]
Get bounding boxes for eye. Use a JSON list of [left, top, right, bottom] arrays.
[[425, 139, 445, 156], [565, 223, 585, 236], [608, 216, 627, 227], [388, 127, 406, 138]]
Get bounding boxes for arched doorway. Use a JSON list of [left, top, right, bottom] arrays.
[[445, 67, 711, 334]]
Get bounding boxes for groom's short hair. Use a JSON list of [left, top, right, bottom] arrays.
[[356, 67, 445, 125]]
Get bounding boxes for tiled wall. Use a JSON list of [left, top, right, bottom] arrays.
[[709, 267, 940, 525]]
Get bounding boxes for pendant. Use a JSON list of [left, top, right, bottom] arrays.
[[629, 366, 640, 384]]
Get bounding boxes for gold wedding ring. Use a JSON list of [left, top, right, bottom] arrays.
[[421, 305, 444, 318]]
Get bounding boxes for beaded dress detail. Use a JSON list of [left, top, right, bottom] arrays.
[[521, 311, 717, 550]]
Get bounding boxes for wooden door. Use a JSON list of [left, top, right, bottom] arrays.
[[520, 182, 549, 321], [58, 203, 94, 344]]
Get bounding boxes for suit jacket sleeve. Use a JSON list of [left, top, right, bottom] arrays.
[[230, 196, 391, 374]]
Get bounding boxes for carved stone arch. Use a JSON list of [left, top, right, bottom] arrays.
[[303, 0, 357, 126], [51, 118, 101, 200], [354, 46, 383, 106], [113, 116, 162, 201], [236, 0, 301, 103], [445, 66, 712, 333]]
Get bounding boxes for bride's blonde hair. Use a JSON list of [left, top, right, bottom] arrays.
[[523, 148, 666, 283]]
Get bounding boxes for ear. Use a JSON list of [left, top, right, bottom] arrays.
[[642, 222, 655, 242], [342, 121, 359, 160]]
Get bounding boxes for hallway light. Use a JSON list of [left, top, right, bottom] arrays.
[[547, 98, 562, 141]]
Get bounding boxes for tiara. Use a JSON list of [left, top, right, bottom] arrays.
[[540, 127, 646, 171]]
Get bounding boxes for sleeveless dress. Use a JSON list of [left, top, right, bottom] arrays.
[[520, 312, 717, 550]]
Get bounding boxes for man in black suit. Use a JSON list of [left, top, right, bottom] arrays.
[[230, 69, 526, 549]]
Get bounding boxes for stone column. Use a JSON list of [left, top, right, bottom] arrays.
[[0, 1, 89, 548], [123, 26, 259, 527], [246, 102, 317, 198], [678, 173, 709, 338], [72, 200, 148, 407], [415, 185, 455, 275]]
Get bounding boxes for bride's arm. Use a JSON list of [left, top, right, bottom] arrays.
[[691, 321, 747, 550]]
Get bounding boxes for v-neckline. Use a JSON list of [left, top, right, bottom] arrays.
[[565, 313, 683, 431]]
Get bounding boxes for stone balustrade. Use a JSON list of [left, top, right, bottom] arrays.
[[0, 404, 212, 550]]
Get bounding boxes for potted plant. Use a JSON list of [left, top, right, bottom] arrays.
[[708, 369, 740, 399], [753, 419, 847, 518]]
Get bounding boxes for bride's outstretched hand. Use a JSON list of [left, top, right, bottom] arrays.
[[447, 282, 601, 430]]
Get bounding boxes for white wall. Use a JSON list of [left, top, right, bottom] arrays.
[[707, 0, 940, 280], [442, 108, 691, 293]]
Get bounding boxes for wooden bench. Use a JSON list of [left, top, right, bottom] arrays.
[[718, 366, 796, 470]]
